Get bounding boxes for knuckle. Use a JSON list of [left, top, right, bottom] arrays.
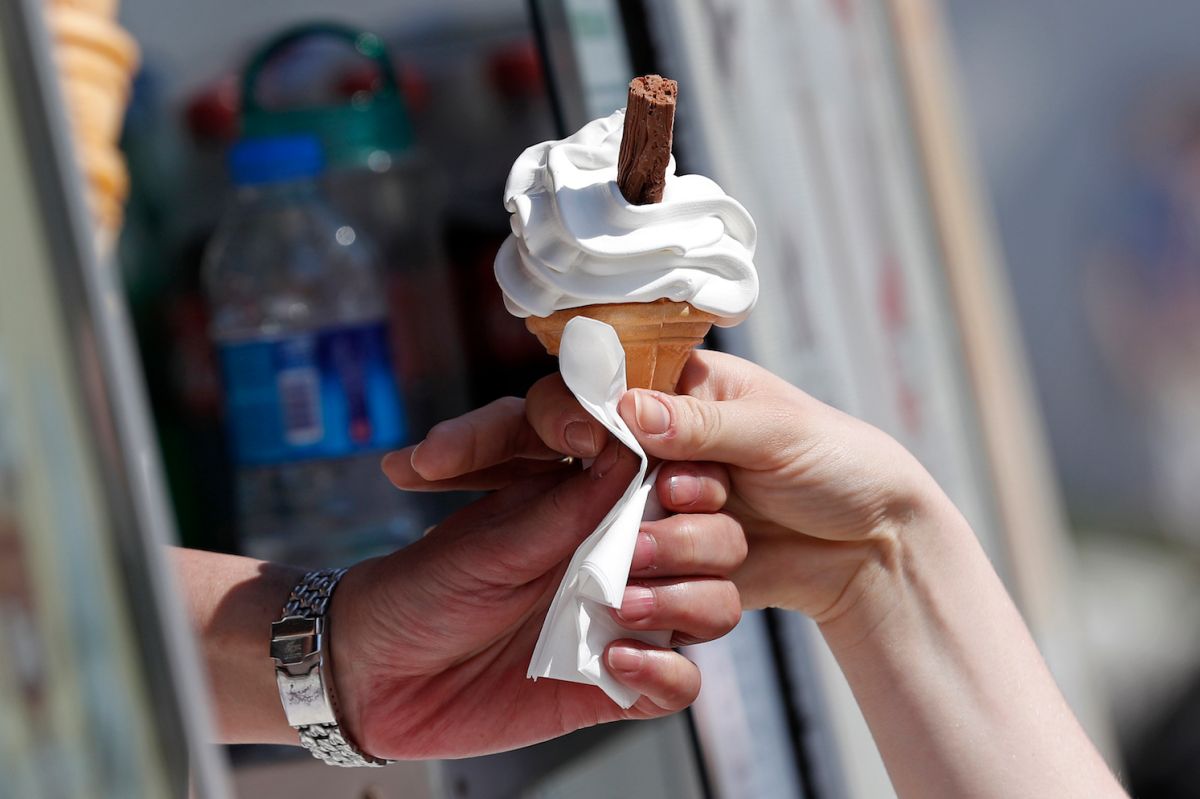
[[424, 417, 458, 444], [527, 375, 570, 412], [526, 375, 553, 401], [712, 513, 747, 566], [712, 581, 743, 634], [524, 380, 554, 420], [494, 395, 525, 415], [674, 516, 701, 567], [458, 415, 483, 451], [659, 658, 699, 709], [723, 584, 743, 629], [726, 522, 749, 569], [670, 513, 745, 573], [675, 396, 721, 459]]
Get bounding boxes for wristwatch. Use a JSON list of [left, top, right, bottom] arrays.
[[270, 568, 392, 767]]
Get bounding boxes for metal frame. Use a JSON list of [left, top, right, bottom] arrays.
[[0, 1, 232, 795]]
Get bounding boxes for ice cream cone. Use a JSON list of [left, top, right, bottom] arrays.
[[55, 42, 132, 98], [525, 299, 719, 393], [59, 76, 125, 146], [43, 2, 138, 241], [78, 140, 130, 240], [92, 186, 124, 234], [80, 147, 128, 247], [50, 0, 121, 21], [46, 6, 138, 75], [79, 139, 128, 197]]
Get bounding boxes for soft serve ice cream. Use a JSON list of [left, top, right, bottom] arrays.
[[494, 109, 758, 326], [496, 74, 758, 393]]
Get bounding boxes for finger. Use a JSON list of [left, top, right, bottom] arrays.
[[526, 374, 613, 458], [653, 462, 731, 513], [617, 388, 796, 470], [614, 578, 741, 645], [382, 450, 575, 492], [408, 397, 560, 482], [462, 440, 642, 583], [606, 642, 700, 713], [630, 512, 746, 578], [675, 348, 789, 401]]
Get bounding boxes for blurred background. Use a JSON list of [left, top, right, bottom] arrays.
[[1, 0, 1197, 796], [945, 2, 1200, 793]]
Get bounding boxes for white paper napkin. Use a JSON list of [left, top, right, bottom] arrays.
[[526, 317, 672, 708]]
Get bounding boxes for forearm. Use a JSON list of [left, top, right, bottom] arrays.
[[172, 547, 303, 745], [816, 494, 1126, 799]]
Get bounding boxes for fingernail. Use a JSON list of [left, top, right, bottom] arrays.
[[590, 440, 622, 480], [607, 645, 645, 674], [617, 586, 655, 621], [631, 533, 657, 572], [667, 474, 701, 507], [634, 392, 672, 435], [564, 421, 599, 457]]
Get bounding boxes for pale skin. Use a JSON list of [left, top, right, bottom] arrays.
[[176, 422, 745, 759], [392, 349, 1130, 798]]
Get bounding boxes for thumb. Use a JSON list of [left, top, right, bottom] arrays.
[[618, 389, 780, 469]]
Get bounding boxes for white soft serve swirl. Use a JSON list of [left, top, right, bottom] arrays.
[[494, 109, 758, 325]]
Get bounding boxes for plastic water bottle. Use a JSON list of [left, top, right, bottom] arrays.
[[203, 135, 418, 566]]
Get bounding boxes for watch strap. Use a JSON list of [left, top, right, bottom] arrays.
[[273, 568, 392, 767]]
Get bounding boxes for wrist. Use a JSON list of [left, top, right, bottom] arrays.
[[327, 558, 380, 754], [815, 484, 969, 652], [271, 564, 395, 766]]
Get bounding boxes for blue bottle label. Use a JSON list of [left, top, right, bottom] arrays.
[[217, 322, 406, 465]]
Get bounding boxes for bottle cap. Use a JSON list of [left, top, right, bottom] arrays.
[[229, 135, 324, 185]]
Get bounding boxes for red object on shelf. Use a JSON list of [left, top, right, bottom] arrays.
[[185, 76, 240, 143], [487, 40, 544, 99]]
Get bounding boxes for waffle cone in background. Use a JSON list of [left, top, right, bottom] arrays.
[[525, 299, 719, 392], [79, 139, 129, 249], [80, 139, 129, 199], [56, 42, 132, 99], [59, 75, 125, 145], [46, 6, 138, 68], [44, 1, 139, 243], [50, 0, 120, 20]]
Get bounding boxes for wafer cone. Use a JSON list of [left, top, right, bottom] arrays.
[[46, 6, 138, 73], [49, 7, 136, 148], [45, 1, 139, 241], [59, 76, 125, 145], [525, 299, 718, 393], [55, 42, 132, 97], [79, 138, 129, 198], [50, 0, 121, 21]]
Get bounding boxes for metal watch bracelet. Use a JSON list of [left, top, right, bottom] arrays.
[[270, 568, 392, 767]]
